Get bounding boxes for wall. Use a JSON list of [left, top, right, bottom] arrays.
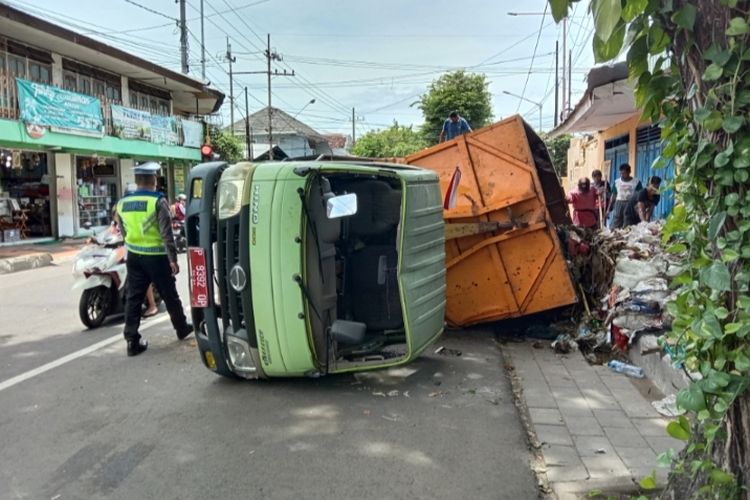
[[120, 158, 135, 193], [54, 153, 75, 237], [565, 113, 652, 188]]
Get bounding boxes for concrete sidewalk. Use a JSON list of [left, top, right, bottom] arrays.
[[502, 341, 685, 499], [0, 239, 83, 274]]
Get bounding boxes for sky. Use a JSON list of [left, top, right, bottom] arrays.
[[7, 0, 596, 137]]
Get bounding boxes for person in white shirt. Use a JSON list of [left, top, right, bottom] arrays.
[[607, 163, 642, 229]]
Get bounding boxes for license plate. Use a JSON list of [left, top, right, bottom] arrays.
[[188, 247, 209, 308]]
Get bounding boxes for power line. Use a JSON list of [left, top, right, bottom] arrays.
[[123, 0, 177, 21], [515, 2, 549, 113]]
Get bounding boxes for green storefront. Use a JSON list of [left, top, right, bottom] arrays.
[[0, 79, 203, 241]]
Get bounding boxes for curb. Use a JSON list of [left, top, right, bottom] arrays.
[[0, 252, 53, 275]]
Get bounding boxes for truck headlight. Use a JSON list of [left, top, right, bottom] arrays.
[[217, 162, 253, 220], [226, 334, 257, 375]]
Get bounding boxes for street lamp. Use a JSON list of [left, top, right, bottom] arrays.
[[294, 98, 316, 118], [502, 90, 543, 131]]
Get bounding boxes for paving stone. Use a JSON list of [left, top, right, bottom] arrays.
[[593, 409, 633, 428], [622, 399, 662, 419], [615, 446, 658, 469], [542, 444, 583, 467], [545, 465, 590, 483], [535, 424, 573, 446], [558, 403, 595, 419], [562, 415, 604, 436], [630, 467, 670, 484], [572, 435, 613, 456], [524, 392, 559, 409], [529, 407, 564, 425], [581, 388, 621, 410], [603, 426, 648, 448], [633, 417, 669, 437], [581, 454, 630, 479], [648, 436, 686, 456]]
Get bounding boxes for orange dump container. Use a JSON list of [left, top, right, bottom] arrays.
[[404, 116, 577, 326]]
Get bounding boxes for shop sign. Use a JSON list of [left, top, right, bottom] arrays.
[[111, 105, 152, 141], [25, 123, 46, 139], [181, 119, 203, 148], [151, 115, 178, 146], [16, 78, 103, 137]]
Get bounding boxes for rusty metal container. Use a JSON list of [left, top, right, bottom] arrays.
[[404, 116, 577, 326]]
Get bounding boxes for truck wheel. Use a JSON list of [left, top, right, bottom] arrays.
[[80, 286, 113, 329]]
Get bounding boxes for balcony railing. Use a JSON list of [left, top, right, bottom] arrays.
[[0, 71, 201, 148]]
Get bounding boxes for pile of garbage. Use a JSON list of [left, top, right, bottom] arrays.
[[556, 221, 681, 363]]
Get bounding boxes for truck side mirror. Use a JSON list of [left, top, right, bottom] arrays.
[[326, 193, 357, 219]]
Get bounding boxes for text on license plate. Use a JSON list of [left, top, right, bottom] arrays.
[[188, 247, 209, 308]]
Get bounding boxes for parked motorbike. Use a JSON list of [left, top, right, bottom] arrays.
[[72, 229, 127, 328], [71, 228, 161, 328], [173, 220, 187, 253]]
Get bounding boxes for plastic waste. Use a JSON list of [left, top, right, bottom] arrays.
[[607, 360, 645, 378]]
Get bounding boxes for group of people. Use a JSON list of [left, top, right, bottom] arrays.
[[566, 163, 662, 230], [109, 163, 193, 357]]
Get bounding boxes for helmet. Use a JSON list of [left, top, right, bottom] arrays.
[[177, 194, 187, 201]]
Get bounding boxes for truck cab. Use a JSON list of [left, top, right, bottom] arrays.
[[185, 160, 446, 379]]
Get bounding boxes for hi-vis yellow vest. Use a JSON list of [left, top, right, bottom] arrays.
[[117, 191, 166, 255]]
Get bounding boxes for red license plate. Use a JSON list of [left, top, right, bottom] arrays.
[[188, 247, 209, 308]]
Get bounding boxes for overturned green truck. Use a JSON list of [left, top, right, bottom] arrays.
[[185, 161, 447, 379]]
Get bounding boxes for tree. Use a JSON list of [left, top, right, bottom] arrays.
[[543, 133, 571, 177], [208, 125, 244, 163], [351, 123, 427, 158], [550, 0, 750, 497], [418, 70, 493, 145]]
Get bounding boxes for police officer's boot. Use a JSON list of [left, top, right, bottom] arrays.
[[127, 338, 148, 356], [177, 323, 194, 340]]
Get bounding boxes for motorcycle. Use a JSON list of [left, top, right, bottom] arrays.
[[72, 228, 127, 328], [71, 228, 161, 328], [173, 220, 187, 253]]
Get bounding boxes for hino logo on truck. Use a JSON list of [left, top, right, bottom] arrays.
[[251, 184, 260, 224]]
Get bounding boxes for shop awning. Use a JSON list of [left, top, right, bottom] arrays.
[[549, 62, 638, 137]]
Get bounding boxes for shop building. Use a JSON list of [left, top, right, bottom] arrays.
[[0, 4, 224, 243], [551, 62, 676, 221]]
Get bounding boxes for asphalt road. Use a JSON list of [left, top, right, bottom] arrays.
[[0, 258, 537, 500]]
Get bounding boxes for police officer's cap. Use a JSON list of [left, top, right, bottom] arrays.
[[133, 161, 162, 176]]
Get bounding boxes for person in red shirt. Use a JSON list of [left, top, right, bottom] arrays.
[[172, 194, 186, 222], [566, 177, 598, 229]]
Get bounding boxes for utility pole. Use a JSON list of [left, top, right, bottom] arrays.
[[267, 34, 273, 161], [351, 107, 356, 145], [226, 37, 236, 131], [200, 0, 206, 80], [245, 87, 252, 160], [561, 16, 567, 121], [178, 0, 189, 74], [568, 49, 572, 116], [554, 40, 559, 128], [233, 34, 295, 161]]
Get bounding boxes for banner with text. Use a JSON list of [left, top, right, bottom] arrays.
[[111, 105, 152, 141], [150, 115, 178, 146], [16, 78, 103, 136], [180, 119, 203, 148]]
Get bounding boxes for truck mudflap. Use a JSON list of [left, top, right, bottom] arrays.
[[405, 116, 577, 326]]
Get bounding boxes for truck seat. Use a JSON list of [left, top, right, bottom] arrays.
[[305, 176, 340, 360], [349, 245, 403, 332]]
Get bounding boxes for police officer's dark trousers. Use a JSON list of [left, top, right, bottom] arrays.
[[124, 252, 189, 343]]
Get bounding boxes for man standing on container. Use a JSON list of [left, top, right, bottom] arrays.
[[439, 111, 472, 142], [117, 162, 192, 356]]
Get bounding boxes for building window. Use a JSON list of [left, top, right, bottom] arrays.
[[63, 70, 77, 91], [130, 90, 170, 115], [106, 84, 121, 102], [7, 55, 26, 78], [28, 61, 50, 84]]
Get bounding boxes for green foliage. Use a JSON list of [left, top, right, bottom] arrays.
[[209, 125, 244, 163], [550, 0, 750, 496], [351, 122, 427, 158], [542, 133, 571, 176], [418, 70, 493, 145]]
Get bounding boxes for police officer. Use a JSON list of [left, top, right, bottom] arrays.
[[117, 162, 192, 356]]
